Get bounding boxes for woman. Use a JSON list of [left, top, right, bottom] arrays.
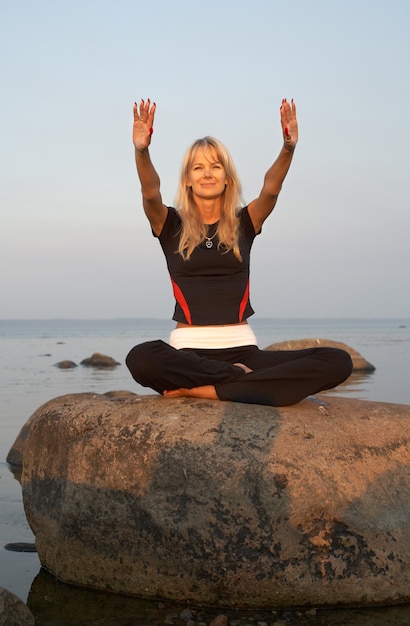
[[126, 98, 352, 406]]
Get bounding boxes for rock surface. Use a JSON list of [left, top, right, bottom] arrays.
[[0, 587, 35, 626], [13, 391, 410, 608], [264, 338, 375, 371]]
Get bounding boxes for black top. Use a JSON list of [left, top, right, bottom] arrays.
[[155, 206, 259, 325]]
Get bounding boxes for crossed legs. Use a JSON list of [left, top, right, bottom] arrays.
[[126, 340, 353, 407]]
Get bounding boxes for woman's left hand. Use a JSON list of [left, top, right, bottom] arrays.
[[280, 98, 298, 150]]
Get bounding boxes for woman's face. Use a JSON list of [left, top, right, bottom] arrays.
[[186, 147, 227, 201]]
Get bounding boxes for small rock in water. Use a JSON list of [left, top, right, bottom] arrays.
[[4, 542, 37, 552], [55, 360, 77, 369], [80, 352, 120, 368]]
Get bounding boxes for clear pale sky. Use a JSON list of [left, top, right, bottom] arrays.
[[1, 0, 409, 319]]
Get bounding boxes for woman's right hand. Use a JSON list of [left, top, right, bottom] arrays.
[[133, 99, 156, 152]]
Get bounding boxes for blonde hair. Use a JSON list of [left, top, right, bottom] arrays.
[[174, 136, 243, 260]]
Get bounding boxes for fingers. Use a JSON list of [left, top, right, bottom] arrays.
[[133, 98, 156, 125], [147, 100, 156, 128], [280, 99, 288, 129], [280, 99, 297, 128], [280, 98, 296, 122]]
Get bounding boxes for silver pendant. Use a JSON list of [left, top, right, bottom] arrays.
[[205, 239, 213, 249]]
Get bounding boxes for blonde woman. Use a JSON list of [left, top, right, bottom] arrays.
[[126, 99, 352, 406]]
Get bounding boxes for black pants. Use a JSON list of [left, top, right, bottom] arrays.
[[126, 340, 353, 407]]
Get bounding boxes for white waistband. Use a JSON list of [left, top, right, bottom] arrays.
[[169, 324, 258, 350]]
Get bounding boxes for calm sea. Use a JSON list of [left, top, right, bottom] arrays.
[[0, 318, 409, 625]]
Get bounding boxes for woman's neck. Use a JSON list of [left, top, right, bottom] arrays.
[[194, 197, 222, 224]]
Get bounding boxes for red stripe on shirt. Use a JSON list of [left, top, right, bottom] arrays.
[[171, 277, 192, 325], [239, 279, 250, 322]]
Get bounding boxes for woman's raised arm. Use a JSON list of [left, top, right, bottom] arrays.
[[133, 99, 167, 235], [248, 98, 298, 233]]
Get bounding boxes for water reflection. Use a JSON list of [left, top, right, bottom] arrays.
[[322, 370, 376, 400]]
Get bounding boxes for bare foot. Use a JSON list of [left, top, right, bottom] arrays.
[[163, 385, 218, 400], [234, 362, 253, 374]]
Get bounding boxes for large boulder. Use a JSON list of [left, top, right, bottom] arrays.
[[12, 392, 410, 608]]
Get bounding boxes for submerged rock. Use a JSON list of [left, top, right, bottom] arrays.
[[12, 392, 410, 608], [264, 338, 375, 371]]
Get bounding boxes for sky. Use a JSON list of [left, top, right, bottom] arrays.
[[1, 0, 409, 319]]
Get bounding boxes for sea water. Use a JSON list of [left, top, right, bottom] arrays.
[[0, 318, 409, 624]]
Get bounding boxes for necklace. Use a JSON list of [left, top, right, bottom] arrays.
[[205, 225, 218, 249]]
